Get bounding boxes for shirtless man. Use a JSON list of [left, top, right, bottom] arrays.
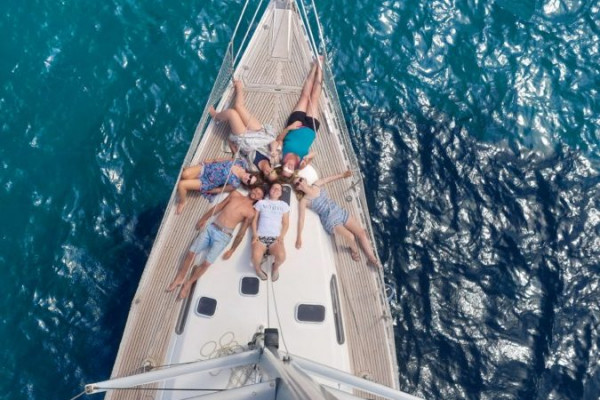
[[167, 186, 265, 299], [251, 183, 290, 282]]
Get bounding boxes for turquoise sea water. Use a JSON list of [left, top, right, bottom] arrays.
[[1, 1, 600, 399]]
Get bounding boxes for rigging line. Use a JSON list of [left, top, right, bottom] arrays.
[[309, 0, 327, 56], [94, 387, 225, 392], [269, 277, 290, 354], [297, 0, 320, 57], [67, 390, 85, 400], [230, 0, 252, 57], [227, 43, 235, 85], [234, 0, 266, 65], [266, 261, 271, 328], [205, 147, 242, 223]]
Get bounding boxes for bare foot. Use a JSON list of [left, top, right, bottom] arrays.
[[208, 105, 217, 118], [350, 248, 360, 262], [367, 256, 380, 268], [176, 201, 186, 215], [166, 280, 183, 292], [271, 269, 279, 282], [256, 268, 268, 281], [233, 79, 244, 92], [178, 283, 192, 300]]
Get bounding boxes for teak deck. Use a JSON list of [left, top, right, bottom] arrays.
[[106, 2, 398, 399]]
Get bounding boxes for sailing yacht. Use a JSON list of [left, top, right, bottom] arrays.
[[85, 1, 422, 399]]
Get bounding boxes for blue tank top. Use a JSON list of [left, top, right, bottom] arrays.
[[282, 126, 316, 159]]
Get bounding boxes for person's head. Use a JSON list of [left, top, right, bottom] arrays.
[[281, 154, 299, 177], [292, 176, 307, 193], [266, 169, 278, 182], [241, 171, 259, 187], [249, 186, 265, 202], [268, 183, 283, 200]]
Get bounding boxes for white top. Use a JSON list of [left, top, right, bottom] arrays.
[[254, 199, 290, 237]]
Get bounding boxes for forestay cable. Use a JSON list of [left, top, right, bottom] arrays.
[[234, 0, 266, 64]]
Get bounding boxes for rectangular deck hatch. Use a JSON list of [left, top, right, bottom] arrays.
[[196, 297, 217, 317], [296, 304, 325, 323]]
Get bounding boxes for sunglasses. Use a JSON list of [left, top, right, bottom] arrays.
[[294, 178, 304, 187], [244, 176, 255, 185]]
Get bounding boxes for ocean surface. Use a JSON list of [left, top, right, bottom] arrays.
[[1, 0, 599, 399]]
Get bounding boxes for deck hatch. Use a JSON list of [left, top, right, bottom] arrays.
[[240, 277, 260, 295], [296, 304, 326, 323], [196, 297, 217, 317]]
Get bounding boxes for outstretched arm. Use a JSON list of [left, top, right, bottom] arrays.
[[295, 199, 307, 249], [279, 212, 290, 243], [196, 194, 233, 230], [251, 209, 260, 244], [223, 214, 253, 260], [314, 169, 352, 187]]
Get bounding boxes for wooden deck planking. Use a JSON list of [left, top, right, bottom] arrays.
[[106, 3, 398, 399]]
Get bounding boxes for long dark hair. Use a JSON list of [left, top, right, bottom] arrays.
[[242, 172, 264, 188]]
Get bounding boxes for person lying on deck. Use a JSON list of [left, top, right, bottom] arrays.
[[210, 79, 279, 182], [176, 157, 259, 214], [276, 58, 322, 178], [251, 183, 290, 282], [293, 171, 379, 267], [167, 186, 265, 299]]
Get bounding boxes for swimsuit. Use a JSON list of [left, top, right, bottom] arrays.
[[199, 159, 248, 200], [282, 111, 319, 160], [308, 187, 349, 235], [282, 127, 315, 159], [258, 236, 277, 247], [253, 151, 270, 171], [286, 111, 320, 132]]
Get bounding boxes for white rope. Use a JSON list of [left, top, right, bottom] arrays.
[[297, 0, 320, 56], [266, 258, 271, 329], [230, 0, 252, 58], [205, 148, 242, 223], [309, 0, 328, 56], [269, 276, 290, 354], [67, 391, 85, 400], [234, 0, 266, 64]]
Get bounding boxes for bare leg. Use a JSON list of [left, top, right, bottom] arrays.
[[232, 80, 262, 131], [343, 216, 379, 266], [306, 59, 323, 118], [209, 107, 248, 135], [177, 179, 201, 214], [333, 225, 360, 261], [179, 261, 212, 299], [181, 164, 203, 180], [251, 241, 268, 280], [167, 251, 196, 292], [269, 241, 286, 281], [291, 62, 319, 113]]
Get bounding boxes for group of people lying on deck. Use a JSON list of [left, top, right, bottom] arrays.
[[167, 60, 379, 300]]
